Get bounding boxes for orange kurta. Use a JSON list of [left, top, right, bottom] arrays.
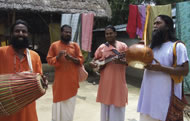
[[0, 46, 42, 121], [95, 41, 128, 107], [47, 40, 84, 103]]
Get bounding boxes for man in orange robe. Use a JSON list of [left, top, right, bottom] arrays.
[[0, 20, 42, 121], [90, 25, 128, 121], [47, 24, 84, 121]]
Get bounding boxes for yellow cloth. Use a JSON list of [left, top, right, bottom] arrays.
[[144, 4, 172, 45], [1, 40, 7, 46], [49, 23, 61, 44]]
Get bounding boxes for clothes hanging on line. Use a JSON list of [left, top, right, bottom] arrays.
[[81, 13, 94, 52], [61, 14, 81, 44], [136, 5, 146, 39], [145, 4, 172, 45], [126, 5, 142, 39], [49, 23, 61, 44], [127, 4, 172, 45], [175, 1, 190, 93]]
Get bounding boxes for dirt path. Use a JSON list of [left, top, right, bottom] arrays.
[[36, 81, 140, 121]]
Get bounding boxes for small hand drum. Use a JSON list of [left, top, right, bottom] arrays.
[[0, 73, 47, 115], [126, 44, 154, 69]]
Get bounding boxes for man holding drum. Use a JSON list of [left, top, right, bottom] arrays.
[[90, 25, 128, 121], [0, 20, 43, 121], [47, 24, 84, 121], [137, 15, 189, 121]]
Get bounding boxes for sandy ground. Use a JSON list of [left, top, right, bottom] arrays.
[[36, 81, 141, 121]]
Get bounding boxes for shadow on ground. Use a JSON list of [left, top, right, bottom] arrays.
[[128, 119, 138, 121], [86, 74, 142, 88], [126, 75, 142, 88]]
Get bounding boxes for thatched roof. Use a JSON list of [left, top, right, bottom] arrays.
[[0, 0, 112, 18]]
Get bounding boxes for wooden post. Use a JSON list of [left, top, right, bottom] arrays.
[[12, 10, 16, 25]]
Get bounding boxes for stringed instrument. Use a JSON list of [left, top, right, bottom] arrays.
[[92, 52, 126, 73], [91, 42, 154, 73]]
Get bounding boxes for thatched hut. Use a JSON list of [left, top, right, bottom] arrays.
[[0, 0, 111, 17], [0, 0, 112, 62]]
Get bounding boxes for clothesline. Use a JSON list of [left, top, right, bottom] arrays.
[[127, 1, 190, 86], [49, 13, 94, 52], [126, 4, 172, 46]]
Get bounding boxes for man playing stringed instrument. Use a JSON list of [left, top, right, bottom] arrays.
[[90, 25, 128, 121]]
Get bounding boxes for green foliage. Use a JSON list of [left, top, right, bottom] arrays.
[[82, 50, 89, 62], [153, 0, 185, 5], [82, 51, 97, 76], [107, 0, 134, 25]]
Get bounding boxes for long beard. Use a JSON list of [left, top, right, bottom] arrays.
[[11, 36, 29, 49], [150, 29, 167, 49], [61, 36, 71, 43]]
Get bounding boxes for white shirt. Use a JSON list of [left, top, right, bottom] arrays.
[[137, 41, 189, 121]]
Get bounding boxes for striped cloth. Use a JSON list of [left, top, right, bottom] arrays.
[[176, 1, 190, 94], [61, 14, 81, 44]]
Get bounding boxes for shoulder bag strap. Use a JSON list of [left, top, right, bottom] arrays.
[[172, 40, 185, 67], [172, 41, 185, 99]]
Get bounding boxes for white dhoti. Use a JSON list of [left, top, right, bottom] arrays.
[[52, 96, 76, 121], [101, 103, 125, 121], [140, 114, 161, 121]]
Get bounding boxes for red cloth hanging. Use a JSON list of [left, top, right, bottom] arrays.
[[126, 5, 142, 38]]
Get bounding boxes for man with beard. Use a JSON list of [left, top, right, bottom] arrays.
[[0, 20, 42, 121], [47, 24, 84, 121], [137, 15, 189, 121]]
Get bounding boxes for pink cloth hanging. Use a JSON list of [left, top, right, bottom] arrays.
[[126, 5, 142, 38], [136, 5, 146, 38], [81, 13, 94, 52]]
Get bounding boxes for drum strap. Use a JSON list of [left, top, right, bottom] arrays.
[[26, 48, 33, 72]]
